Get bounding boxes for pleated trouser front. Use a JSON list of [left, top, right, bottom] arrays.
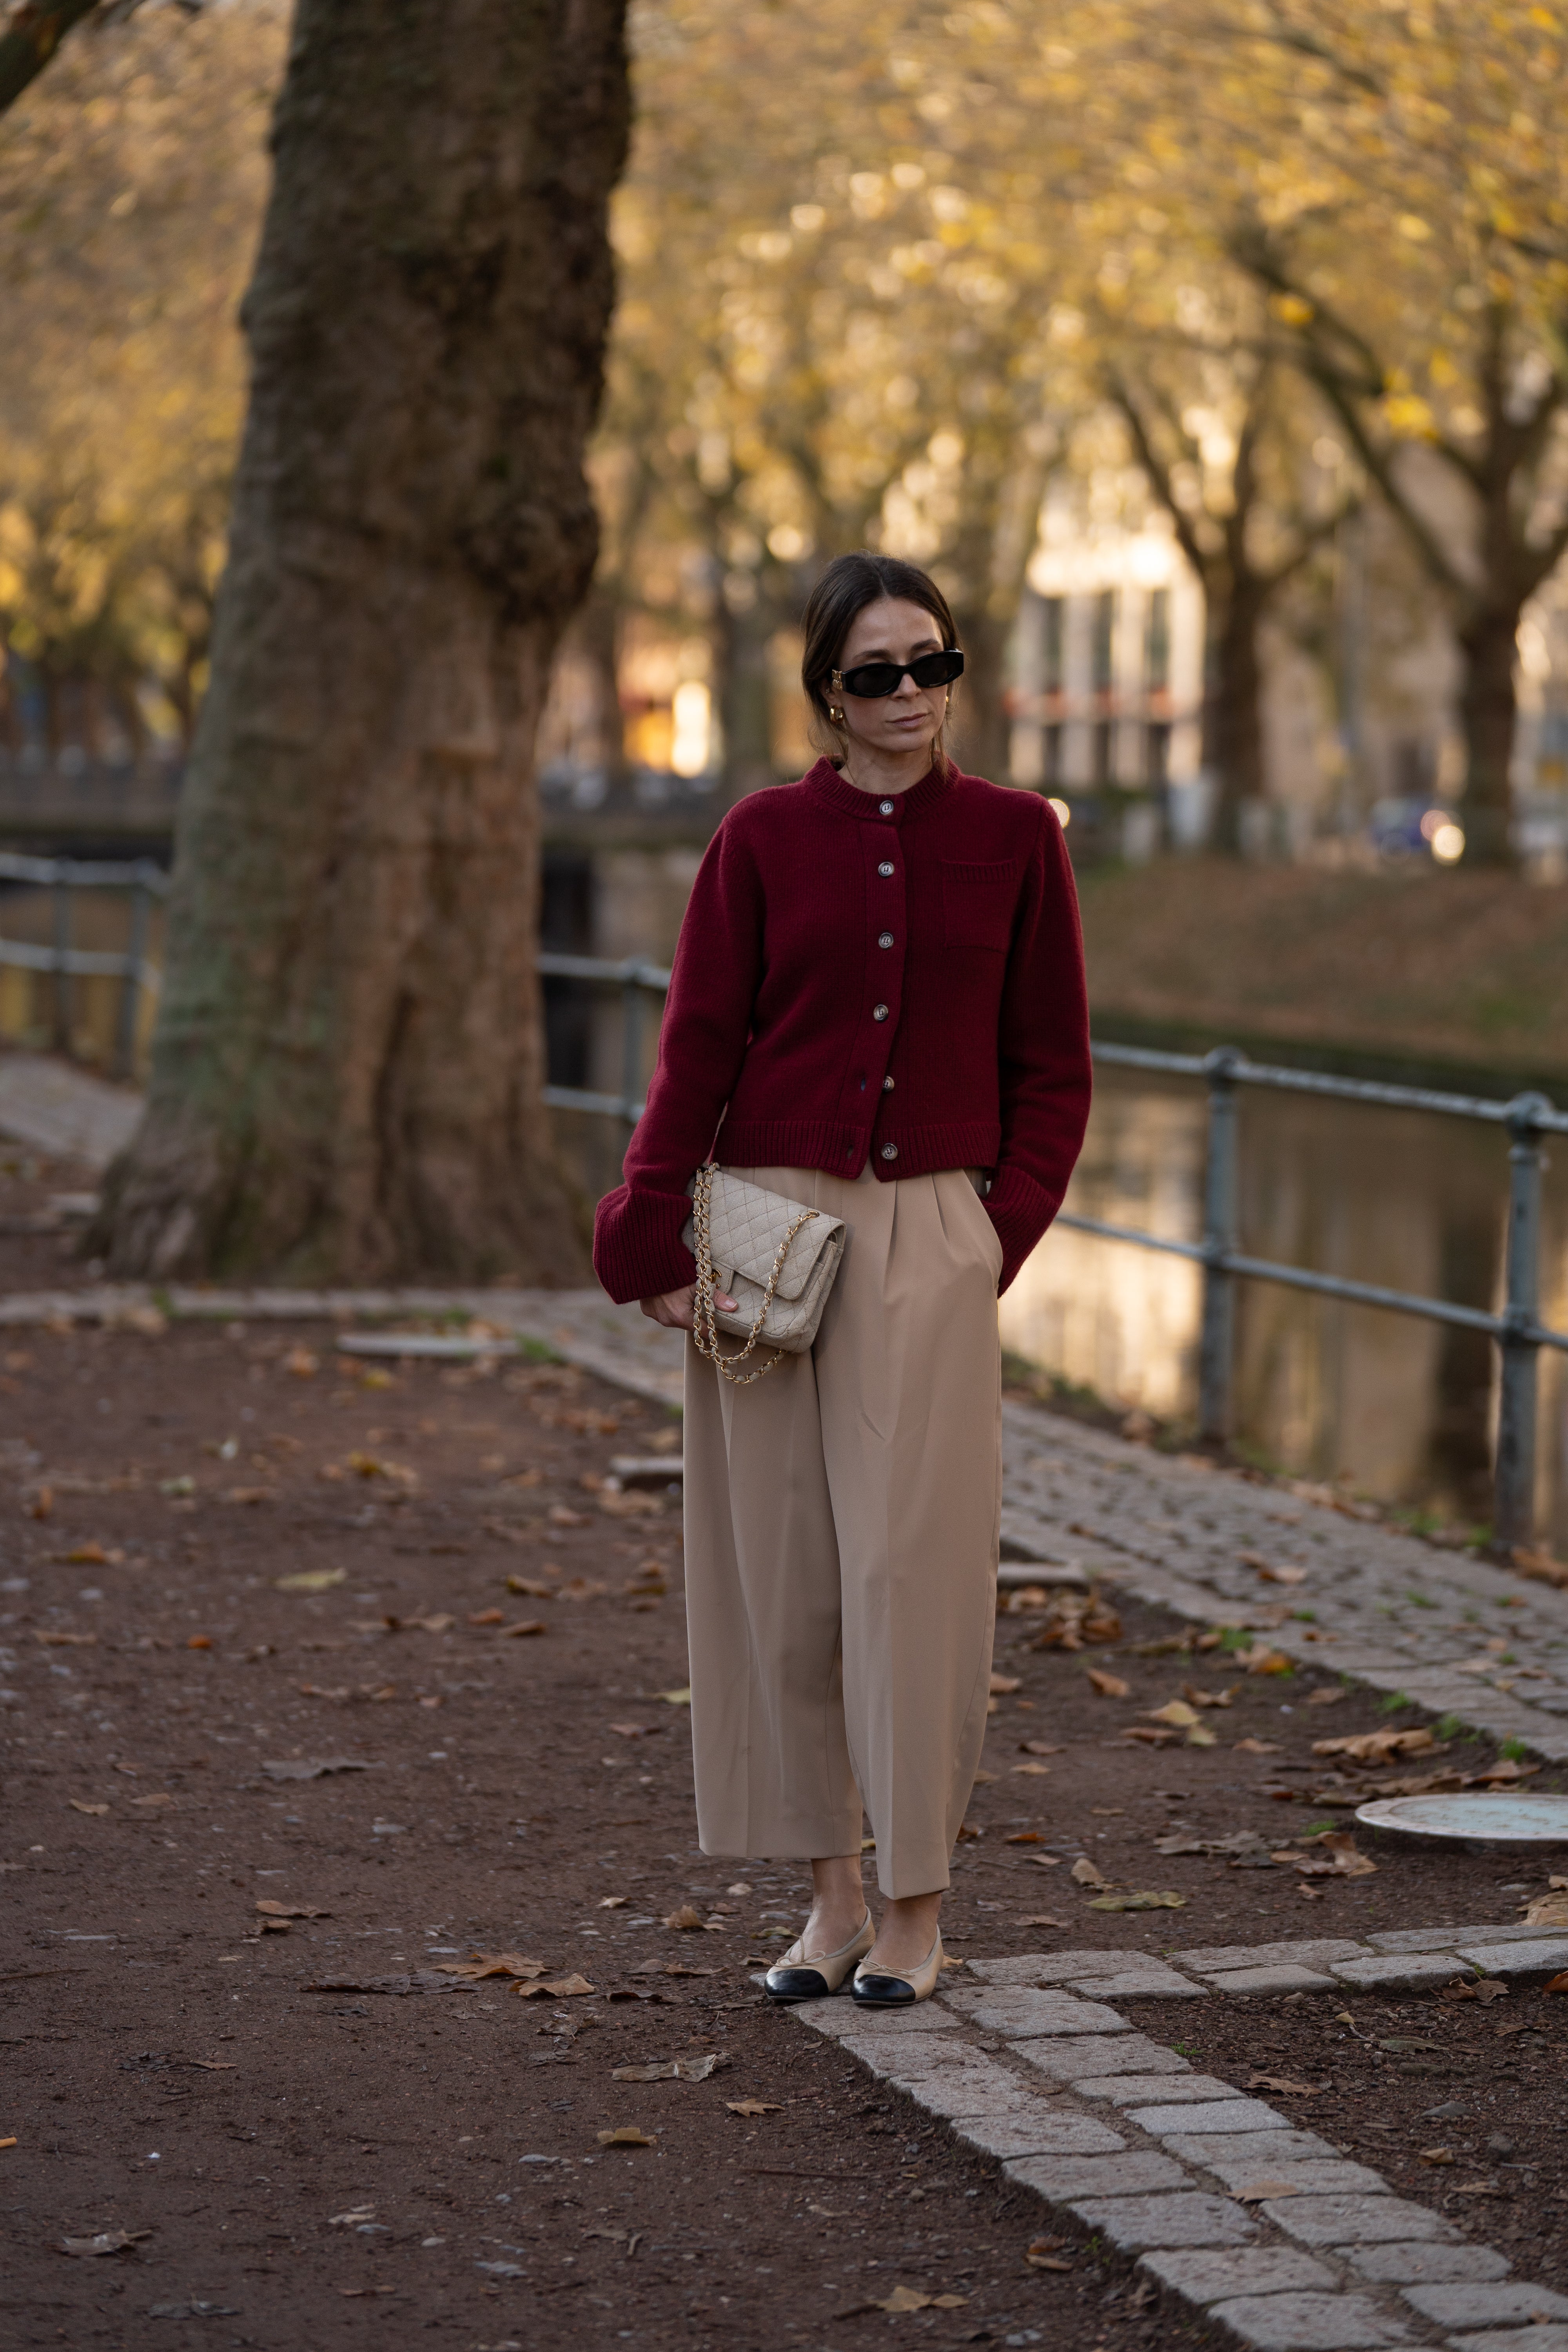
[[682, 1160, 1003, 1898]]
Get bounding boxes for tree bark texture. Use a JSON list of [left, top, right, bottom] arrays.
[[98, 0, 630, 1285], [1204, 581, 1267, 855], [950, 599, 1011, 785]]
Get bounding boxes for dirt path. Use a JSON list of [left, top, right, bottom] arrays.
[[2, 1308, 1563, 2350]]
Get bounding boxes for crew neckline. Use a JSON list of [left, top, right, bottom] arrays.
[[801, 755, 955, 823]]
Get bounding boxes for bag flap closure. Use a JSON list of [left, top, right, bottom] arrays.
[[698, 1172, 843, 1301]]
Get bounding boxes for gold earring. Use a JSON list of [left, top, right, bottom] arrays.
[[829, 706, 844, 724]]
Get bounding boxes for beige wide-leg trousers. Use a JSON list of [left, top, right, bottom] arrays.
[[683, 1161, 1003, 1897]]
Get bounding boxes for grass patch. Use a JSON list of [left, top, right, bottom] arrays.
[[1379, 1690, 1415, 1713]]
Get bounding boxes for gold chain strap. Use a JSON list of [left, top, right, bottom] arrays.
[[690, 1163, 819, 1387]]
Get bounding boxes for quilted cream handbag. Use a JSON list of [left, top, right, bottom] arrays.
[[681, 1163, 846, 1385]]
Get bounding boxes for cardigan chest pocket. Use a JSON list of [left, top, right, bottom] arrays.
[[942, 859, 1016, 951]]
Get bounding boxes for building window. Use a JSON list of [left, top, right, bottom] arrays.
[[1092, 591, 1116, 695], [1145, 588, 1170, 692], [1044, 723, 1063, 784], [1146, 722, 1171, 786], [1092, 719, 1113, 785], [1042, 597, 1065, 694]]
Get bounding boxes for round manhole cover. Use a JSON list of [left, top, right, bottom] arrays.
[[1355, 1792, 1568, 1844]]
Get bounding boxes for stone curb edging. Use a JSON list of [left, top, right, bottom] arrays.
[[776, 1941, 1568, 2352]]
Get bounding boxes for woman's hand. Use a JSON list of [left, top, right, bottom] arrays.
[[639, 1284, 737, 1331]]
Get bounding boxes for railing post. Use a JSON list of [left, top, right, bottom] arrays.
[[51, 861, 71, 1054], [114, 868, 152, 1080], [621, 969, 645, 1129], [1495, 1091, 1548, 1553], [1198, 1046, 1241, 1441]]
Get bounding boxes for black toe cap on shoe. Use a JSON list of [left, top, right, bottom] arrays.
[[850, 1973, 916, 2005], [764, 1966, 831, 2001]]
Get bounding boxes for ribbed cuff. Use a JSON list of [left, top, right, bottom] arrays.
[[591, 1183, 698, 1306], [984, 1164, 1060, 1296]]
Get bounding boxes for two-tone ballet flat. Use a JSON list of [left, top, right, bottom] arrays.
[[763, 1908, 875, 2002], [851, 1932, 944, 2007]]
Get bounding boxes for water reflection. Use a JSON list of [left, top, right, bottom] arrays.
[[1000, 1067, 1568, 1546]]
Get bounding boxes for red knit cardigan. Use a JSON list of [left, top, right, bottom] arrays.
[[591, 756, 1092, 1303]]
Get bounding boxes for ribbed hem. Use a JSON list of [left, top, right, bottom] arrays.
[[719, 1118, 1002, 1183], [984, 1163, 1060, 1296], [592, 1183, 696, 1307]]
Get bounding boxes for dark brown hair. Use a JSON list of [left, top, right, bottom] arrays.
[[800, 551, 961, 773]]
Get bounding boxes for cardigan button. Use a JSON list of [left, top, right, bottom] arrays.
[[882, 1074, 895, 1091], [877, 931, 894, 949], [880, 1143, 898, 1161], [872, 1004, 889, 1022], [878, 860, 894, 877], [878, 799, 894, 815]]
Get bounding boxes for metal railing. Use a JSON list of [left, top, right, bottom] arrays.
[[540, 957, 1568, 1551], [7, 877, 1565, 1547], [0, 851, 169, 1079]]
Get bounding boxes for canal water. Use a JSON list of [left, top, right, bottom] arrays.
[[998, 1063, 1568, 1550]]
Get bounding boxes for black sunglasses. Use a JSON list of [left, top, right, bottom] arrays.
[[832, 648, 965, 700]]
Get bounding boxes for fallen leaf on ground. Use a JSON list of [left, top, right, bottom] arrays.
[[597, 1895, 628, 1909], [658, 1686, 691, 1706], [613, 2054, 722, 2082], [274, 1569, 346, 1594], [328, 2206, 377, 2226], [608, 1723, 655, 1739], [1070, 1857, 1111, 1888], [1011, 1762, 1052, 1775], [1312, 1727, 1442, 1763], [548, 1504, 590, 1528], [1419, 2147, 1456, 2165], [1027, 1853, 1063, 1869], [1441, 1977, 1509, 2004], [1305, 1686, 1347, 1707], [260, 1757, 370, 1781], [1088, 1889, 1186, 1911], [497, 1619, 546, 1638], [596, 2126, 656, 2147], [35, 1630, 96, 1648], [630, 1960, 719, 1978], [66, 1541, 109, 1564], [1025, 2237, 1073, 2271], [1247, 2074, 1323, 2096], [284, 1347, 318, 1378], [515, 1974, 594, 2000], [1181, 1683, 1240, 1708], [989, 1672, 1022, 1695], [1236, 2180, 1300, 2201], [1019, 1915, 1064, 1928], [1004, 1831, 1043, 1845], [1018, 1740, 1063, 1756], [255, 1899, 328, 1920], [1543, 1971, 1568, 1995], [1276, 1831, 1376, 1878], [468, 1608, 505, 1626], [1086, 1668, 1129, 1699], [872, 2285, 967, 2314], [726, 2098, 781, 2117], [61, 2229, 150, 2256], [1245, 1648, 1294, 1675], [433, 1951, 546, 1979], [1123, 1725, 1180, 1746], [68, 1799, 108, 1816]]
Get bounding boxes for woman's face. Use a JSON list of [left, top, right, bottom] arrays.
[[833, 596, 950, 768]]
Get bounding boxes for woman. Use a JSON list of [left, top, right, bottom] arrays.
[[592, 551, 1090, 2005]]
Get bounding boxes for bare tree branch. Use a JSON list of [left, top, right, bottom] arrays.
[[0, 0, 102, 114]]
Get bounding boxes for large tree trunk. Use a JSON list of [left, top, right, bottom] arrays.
[[96, 0, 629, 1285], [1203, 579, 1267, 855], [1455, 605, 1519, 869]]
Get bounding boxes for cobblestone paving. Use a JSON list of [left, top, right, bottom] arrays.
[[0, 1046, 142, 1167], [780, 1928, 1568, 2352]]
